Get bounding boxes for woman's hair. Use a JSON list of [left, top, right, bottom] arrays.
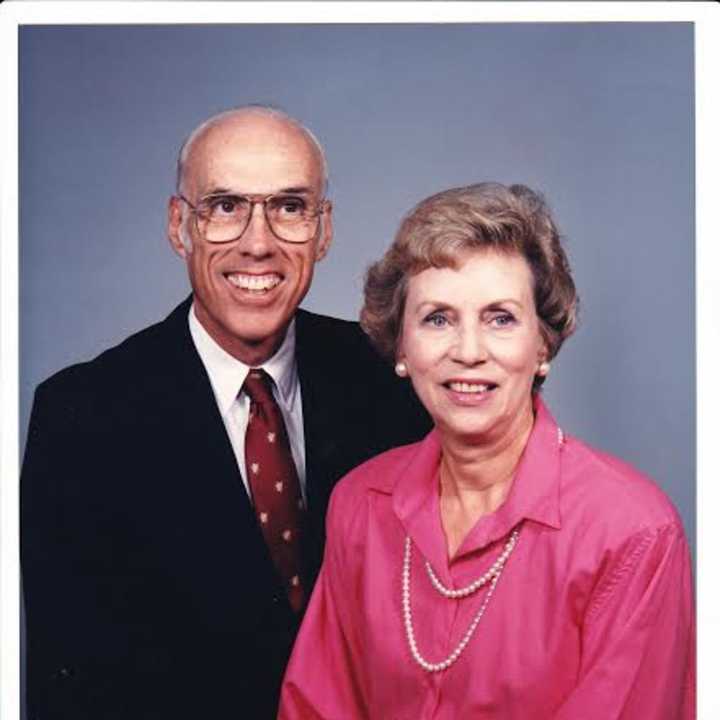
[[361, 182, 578, 388]]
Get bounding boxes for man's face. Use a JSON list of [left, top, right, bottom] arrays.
[[168, 115, 332, 364]]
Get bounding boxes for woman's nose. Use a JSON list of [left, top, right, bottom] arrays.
[[449, 324, 489, 365]]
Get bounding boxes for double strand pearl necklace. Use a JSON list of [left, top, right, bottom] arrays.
[[401, 423, 562, 673], [424, 529, 519, 598], [402, 527, 520, 673]]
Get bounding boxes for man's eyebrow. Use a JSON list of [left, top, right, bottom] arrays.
[[202, 186, 314, 198], [202, 187, 233, 197], [277, 186, 313, 195]]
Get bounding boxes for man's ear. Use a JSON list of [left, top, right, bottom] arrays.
[[314, 201, 333, 262], [167, 196, 190, 258]]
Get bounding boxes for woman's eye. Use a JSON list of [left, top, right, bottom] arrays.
[[491, 313, 515, 328], [424, 312, 448, 328]]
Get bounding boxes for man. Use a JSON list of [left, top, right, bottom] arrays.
[[21, 106, 430, 719]]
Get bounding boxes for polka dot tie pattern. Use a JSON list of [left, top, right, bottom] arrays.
[[242, 369, 305, 612]]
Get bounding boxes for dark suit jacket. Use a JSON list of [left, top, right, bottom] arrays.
[[21, 298, 430, 720]]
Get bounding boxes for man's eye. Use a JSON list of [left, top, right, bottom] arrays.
[[206, 197, 246, 218], [274, 197, 307, 216]]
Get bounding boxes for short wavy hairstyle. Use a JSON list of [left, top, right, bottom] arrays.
[[361, 182, 578, 388]]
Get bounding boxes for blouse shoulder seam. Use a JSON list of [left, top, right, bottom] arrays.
[[584, 521, 681, 625]]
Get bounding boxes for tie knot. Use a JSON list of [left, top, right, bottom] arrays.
[[242, 368, 275, 407]]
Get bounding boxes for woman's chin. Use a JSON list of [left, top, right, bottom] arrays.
[[438, 417, 499, 446]]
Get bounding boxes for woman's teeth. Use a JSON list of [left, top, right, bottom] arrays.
[[448, 382, 492, 393]]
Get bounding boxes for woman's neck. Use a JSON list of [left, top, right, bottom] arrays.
[[439, 407, 534, 557]]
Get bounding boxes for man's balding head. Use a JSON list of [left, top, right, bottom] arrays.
[[176, 106, 328, 197]]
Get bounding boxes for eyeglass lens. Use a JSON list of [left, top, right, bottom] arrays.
[[197, 195, 320, 244]]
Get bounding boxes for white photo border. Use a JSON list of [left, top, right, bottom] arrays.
[[2, 3, 716, 718]]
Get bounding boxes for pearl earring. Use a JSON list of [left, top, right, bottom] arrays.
[[395, 361, 408, 377], [537, 361, 550, 377]]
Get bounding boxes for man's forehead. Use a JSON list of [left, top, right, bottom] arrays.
[[193, 115, 315, 162], [184, 116, 323, 190]]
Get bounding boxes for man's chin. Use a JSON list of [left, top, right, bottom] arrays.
[[228, 306, 288, 337], [223, 315, 291, 361]]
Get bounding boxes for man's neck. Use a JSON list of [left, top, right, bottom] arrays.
[[193, 306, 289, 367], [222, 336, 282, 367]]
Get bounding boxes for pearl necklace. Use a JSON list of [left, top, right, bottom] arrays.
[[402, 528, 520, 673], [401, 425, 560, 673], [425, 530, 519, 598]]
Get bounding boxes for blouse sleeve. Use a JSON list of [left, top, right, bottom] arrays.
[[554, 522, 695, 720], [279, 488, 369, 720]]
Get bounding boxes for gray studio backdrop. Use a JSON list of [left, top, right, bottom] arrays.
[[20, 24, 695, 557]]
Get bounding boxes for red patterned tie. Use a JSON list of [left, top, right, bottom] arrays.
[[243, 369, 305, 612]]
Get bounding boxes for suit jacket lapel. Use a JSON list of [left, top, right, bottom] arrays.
[[294, 311, 343, 509], [294, 310, 357, 587], [153, 298, 244, 488], [147, 299, 277, 585]]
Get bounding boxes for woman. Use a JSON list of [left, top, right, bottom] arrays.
[[279, 183, 694, 719]]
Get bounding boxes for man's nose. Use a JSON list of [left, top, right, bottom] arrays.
[[449, 323, 489, 365], [237, 202, 275, 255]]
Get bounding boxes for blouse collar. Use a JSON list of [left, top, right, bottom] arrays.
[[386, 395, 563, 571]]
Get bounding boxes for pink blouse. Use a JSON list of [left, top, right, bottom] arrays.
[[280, 399, 695, 719]]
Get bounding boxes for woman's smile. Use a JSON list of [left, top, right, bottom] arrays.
[[398, 250, 546, 444]]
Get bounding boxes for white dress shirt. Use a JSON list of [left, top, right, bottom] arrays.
[[188, 305, 307, 501]]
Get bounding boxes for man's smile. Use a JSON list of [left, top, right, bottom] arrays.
[[225, 271, 283, 294]]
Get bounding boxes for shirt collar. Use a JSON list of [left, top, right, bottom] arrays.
[[188, 304, 299, 416], [386, 395, 563, 567], [497, 396, 563, 532]]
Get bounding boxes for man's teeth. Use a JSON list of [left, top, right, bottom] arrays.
[[227, 273, 281, 291], [448, 382, 492, 393]]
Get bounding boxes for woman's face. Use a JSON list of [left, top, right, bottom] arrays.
[[398, 249, 547, 446]]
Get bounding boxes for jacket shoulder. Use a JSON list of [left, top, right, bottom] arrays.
[[37, 303, 186, 394], [296, 309, 381, 356], [295, 309, 410, 396]]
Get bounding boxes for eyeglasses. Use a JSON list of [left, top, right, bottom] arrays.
[[178, 193, 329, 244]]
